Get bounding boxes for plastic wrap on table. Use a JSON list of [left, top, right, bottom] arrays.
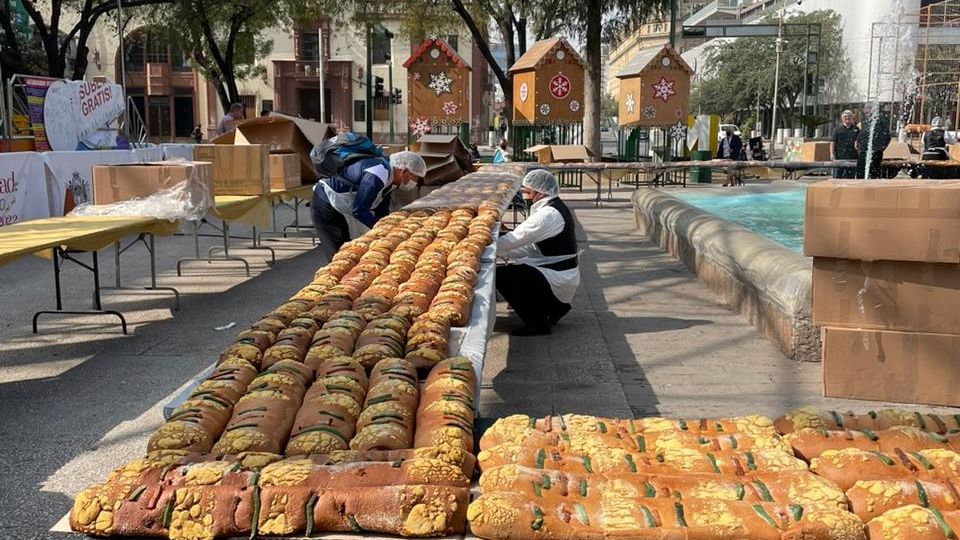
[[69, 176, 213, 222]]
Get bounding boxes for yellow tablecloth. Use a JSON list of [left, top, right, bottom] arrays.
[[211, 195, 271, 228], [0, 215, 180, 267], [269, 184, 315, 203]]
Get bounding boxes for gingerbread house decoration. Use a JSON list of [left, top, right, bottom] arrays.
[[617, 45, 693, 128], [404, 38, 471, 137], [509, 38, 586, 125]]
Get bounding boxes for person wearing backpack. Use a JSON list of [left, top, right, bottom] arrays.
[[310, 133, 426, 262]]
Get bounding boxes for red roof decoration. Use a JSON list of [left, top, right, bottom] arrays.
[[403, 38, 472, 70]]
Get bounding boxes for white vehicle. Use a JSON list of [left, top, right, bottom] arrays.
[[717, 124, 742, 141]]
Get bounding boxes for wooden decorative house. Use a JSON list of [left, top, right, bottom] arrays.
[[617, 45, 693, 128], [403, 38, 471, 142], [508, 38, 586, 161]]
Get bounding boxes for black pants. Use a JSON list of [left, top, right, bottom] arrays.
[[496, 263, 568, 329], [856, 152, 885, 179], [311, 189, 349, 264]]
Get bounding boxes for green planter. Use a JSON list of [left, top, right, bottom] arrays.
[[690, 150, 713, 184]]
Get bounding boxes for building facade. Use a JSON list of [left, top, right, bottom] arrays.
[[75, 14, 493, 144]]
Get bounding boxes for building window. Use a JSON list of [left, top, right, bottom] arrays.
[[261, 100, 274, 115], [146, 33, 169, 63], [354, 100, 365, 122], [446, 35, 459, 52], [300, 31, 320, 61], [124, 37, 145, 72]]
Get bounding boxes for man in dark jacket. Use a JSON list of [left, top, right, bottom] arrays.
[[716, 125, 744, 186], [855, 106, 891, 179], [311, 150, 425, 263], [831, 110, 859, 178]]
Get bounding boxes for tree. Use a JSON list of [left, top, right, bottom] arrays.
[[564, 0, 668, 158], [600, 91, 617, 128], [0, 0, 174, 80], [693, 9, 850, 137]]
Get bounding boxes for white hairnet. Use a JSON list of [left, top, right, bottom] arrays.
[[932, 116, 944, 128], [522, 169, 559, 198], [389, 151, 427, 178]]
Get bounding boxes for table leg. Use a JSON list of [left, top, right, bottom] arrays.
[[33, 248, 128, 334]]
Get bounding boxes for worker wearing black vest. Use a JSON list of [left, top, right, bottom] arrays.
[[496, 170, 580, 336]]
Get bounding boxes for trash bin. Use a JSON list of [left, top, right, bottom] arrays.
[[690, 150, 713, 183]]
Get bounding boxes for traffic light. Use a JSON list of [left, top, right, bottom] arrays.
[[374, 76, 385, 97], [392, 88, 403, 105]]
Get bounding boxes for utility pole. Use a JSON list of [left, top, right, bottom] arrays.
[[770, 0, 786, 150], [318, 26, 325, 123], [388, 62, 394, 143], [669, 0, 678, 48], [365, 24, 373, 139]]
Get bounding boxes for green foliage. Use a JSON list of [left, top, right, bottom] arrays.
[[601, 92, 618, 126], [693, 9, 851, 131]]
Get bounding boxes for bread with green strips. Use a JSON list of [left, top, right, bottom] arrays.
[[478, 443, 806, 476], [775, 407, 960, 435], [809, 448, 960, 491], [479, 465, 847, 510], [784, 426, 955, 461], [479, 414, 780, 451], [467, 491, 865, 540], [867, 505, 960, 539], [846, 479, 960, 521]]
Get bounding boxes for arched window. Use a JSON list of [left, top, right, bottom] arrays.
[[120, 28, 190, 72]]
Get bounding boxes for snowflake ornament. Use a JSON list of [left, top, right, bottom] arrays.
[[569, 100, 580, 112], [651, 76, 676, 102], [549, 72, 571, 99], [412, 72, 421, 81], [670, 121, 687, 141], [539, 103, 551, 116], [625, 93, 636, 115], [643, 106, 657, 119], [442, 101, 458, 116], [410, 117, 432, 137], [428, 72, 453, 96]]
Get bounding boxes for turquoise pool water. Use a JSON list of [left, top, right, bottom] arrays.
[[672, 187, 806, 253]]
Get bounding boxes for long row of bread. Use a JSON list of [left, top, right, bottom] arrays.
[[72, 172, 518, 538]]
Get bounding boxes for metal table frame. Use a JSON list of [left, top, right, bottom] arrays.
[[32, 232, 178, 334]]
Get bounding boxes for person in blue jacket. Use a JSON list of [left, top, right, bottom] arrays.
[[311, 150, 426, 262], [716, 125, 744, 186]]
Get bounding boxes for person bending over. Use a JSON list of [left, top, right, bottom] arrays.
[[496, 170, 580, 336], [311, 149, 425, 263]]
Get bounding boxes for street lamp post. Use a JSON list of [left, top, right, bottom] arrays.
[[769, 0, 786, 151]]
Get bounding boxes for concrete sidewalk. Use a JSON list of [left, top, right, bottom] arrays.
[[480, 187, 953, 420]]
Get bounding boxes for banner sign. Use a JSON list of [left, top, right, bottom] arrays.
[[44, 150, 135, 216], [0, 152, 52, 227], [44, 80, 126, 151], [23, 76, 55, 151]]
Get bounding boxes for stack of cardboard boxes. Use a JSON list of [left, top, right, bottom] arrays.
[[805, 179, 960, 406], [414, 135, 476, 186]]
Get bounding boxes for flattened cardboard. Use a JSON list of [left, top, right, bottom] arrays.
[[884, 141, 917, 161], [193, 144, 269, 195], [91, 161, 213, 206], [822, 327, 960, 406], [800, 141, 831, 162], [550, 145, 594, 163], [266, 112, 336, 146], [813, 257, 960, 334], [804, 179, 960, 263], [269, 154, 301, 191]]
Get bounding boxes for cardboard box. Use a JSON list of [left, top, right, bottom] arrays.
[[800, 141, 831, 162], [232, 115, 335, 181], [813, 257, 960, 334], [269, 154, 301, 190], [91, 161, 213, 206], [193, 144, 269, 195], [524, 144, 594, 164], [803, 179, 960, 263], [883, 141, 918, 161], [949, 143, 960, 162], [822, 327, 960, 406]]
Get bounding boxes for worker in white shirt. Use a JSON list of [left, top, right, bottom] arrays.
[[496, 170, 580, 336]]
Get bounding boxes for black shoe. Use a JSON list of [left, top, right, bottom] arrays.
[[511, 324, 552, 336], [549, 304, 571, 325]]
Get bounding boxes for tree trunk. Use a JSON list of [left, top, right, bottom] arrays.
[[212, 77, 231, 112], [449, 0, 512, 106], [582, 0, 602, 159], [515, 18, 526, 56]]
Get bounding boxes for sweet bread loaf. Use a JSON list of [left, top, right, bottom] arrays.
[[775, 407, 960, 435], [846, 479, 960, 521], [867, 505, 960, 539], [785, 426, 954, 461], [351, 359, 420, 451], [810, 448, 960, 491], [467, 491, 865, 540], [217, 329, 275, 370]]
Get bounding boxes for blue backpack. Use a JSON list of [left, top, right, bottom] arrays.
[[310, 132, 386, 184]]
